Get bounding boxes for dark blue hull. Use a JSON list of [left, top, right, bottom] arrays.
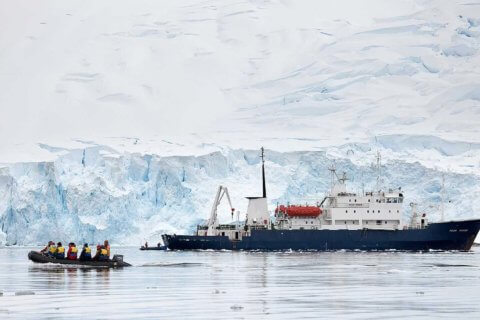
[[162, 219, 480, 251]]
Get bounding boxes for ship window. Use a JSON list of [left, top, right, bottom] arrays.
[[368, 199, 370, 202], [306, 221, 308, 224], [349, 199, 351, 202], [346, 210, 348, 213], [221, 232, 225, 236], [385, 221, 388, 224], [344, 221, 347, 224], [389, 210, 391, 213], [354, 210, 356, 213], [366, 221, 368, 224], [376, 220, 381, 225], [378, 210, 380, 213], [354, 199, 357, 202], [367, 210, 369, 213], [397, 210, 399, 213]]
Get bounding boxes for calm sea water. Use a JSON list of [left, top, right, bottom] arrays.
[[0, 246, 479, 319]]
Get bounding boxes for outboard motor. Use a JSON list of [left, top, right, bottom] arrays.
[[112, 254, 124, 263]]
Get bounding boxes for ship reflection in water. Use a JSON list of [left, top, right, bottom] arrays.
[[1, 247, 480, 319]]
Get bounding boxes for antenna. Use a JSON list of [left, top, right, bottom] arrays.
[[441, 173, 445, 222], [328, 162, 336, 193], [261, 147, 266, 198]]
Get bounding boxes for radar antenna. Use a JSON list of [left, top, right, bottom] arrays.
[[261, 147, 266, 198], [328, 162, 336, 193]]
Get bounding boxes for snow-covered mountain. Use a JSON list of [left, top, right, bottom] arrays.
[[1, 0, 480, 157], [1, 0, 480, 244]]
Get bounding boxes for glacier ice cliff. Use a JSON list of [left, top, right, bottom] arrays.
[[1, 144, 479, 245]]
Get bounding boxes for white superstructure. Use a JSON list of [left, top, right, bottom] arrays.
[[276, 168, 405, 230]]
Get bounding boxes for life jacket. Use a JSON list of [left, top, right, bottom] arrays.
[[98, 248, 108, 260], [49, 246, 57, 254], [56, 246, 65, 258], [80, 247, 92, 260], [68, 247, 78, 259]]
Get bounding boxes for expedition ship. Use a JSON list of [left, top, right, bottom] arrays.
[[162, 148, 480, 251]]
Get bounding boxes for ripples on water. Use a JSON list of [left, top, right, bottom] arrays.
[[0, 247, 479, 319]]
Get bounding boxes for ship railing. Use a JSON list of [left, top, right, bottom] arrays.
[[215, 224, 238, 230], [249, 225, 268, 230], [334, 204, 370, 208]]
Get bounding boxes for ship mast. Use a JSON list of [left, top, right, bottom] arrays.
[[441, 173, 445, 222], [261, 147, 266, 198], [328, 162, 336, 194]]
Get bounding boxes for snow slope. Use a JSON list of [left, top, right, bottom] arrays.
[[1, 0, 480, 158]]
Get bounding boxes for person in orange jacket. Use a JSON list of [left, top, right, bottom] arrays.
[[67, 242, 78, 260]]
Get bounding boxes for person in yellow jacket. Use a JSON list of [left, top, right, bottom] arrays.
[[94, 245, 109, 261], [41, 241, 55, 257], [80, 243, 92, 261], [55, 242, 65, 259], [104, 240, 110, 258]]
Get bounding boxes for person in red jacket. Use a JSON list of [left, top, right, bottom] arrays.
[[67, 242, 78, 260]]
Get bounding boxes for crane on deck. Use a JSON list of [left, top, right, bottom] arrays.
[[207, 185, 235, 236]]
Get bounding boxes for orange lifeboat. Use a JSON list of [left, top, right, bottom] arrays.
[[275, 205, 322, 217]]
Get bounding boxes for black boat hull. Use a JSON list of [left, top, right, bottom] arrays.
[[162, 219, 480, 251], [28, 251, 131, 267]]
